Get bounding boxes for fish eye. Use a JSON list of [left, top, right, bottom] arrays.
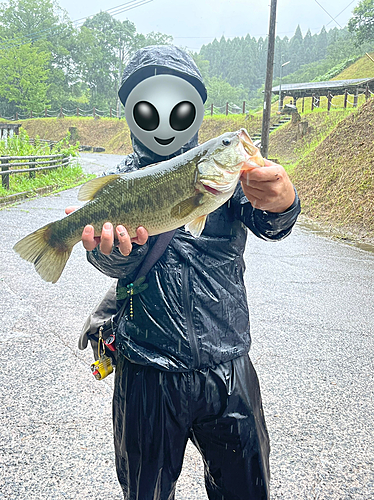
[[133, 101, 160, 131], [170, 101, 196, 131], [222, 138, 231, 146]]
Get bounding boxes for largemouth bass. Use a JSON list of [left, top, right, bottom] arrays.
[[13, 128, 264, 283]]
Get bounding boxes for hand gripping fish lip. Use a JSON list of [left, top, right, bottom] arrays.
[[237, 128, 265, 169]]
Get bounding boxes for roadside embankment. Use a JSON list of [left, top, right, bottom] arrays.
[[269, 100, 374, 245]]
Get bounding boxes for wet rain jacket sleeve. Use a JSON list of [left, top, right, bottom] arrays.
[[86, 242, 149, 280], [233, 184, 301, 240]]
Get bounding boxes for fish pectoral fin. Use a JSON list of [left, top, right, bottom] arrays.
[[170, 193, 204, 219], [78, 174, 121, 201], [185, 215, 208, 237]]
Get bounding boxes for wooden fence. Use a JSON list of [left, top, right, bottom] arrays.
[[0, 102, 252, 120], [0, 154, 70, 189]]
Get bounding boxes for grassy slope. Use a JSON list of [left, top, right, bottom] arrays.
[[19, 117, 133, 155], [268, 108, 354, 167], [291, 99, 374, 239], [268, 99, 374, 242], [331, 51, 374, 80]]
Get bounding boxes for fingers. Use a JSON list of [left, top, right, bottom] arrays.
[[115, 225, 132, 256], [115, 225, 149, 256], [132, 226, 148, 246], [81, 223, 114, 253], [81, 223, 148, 256], [240, 160, 295, 213], [240, 164, 283, 185], [82, 225, 100, 251], [99, 223, 115, 255], [65, 205, 80, 215]]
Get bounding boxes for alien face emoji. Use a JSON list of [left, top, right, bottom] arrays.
[[124, 74, 205, 156]]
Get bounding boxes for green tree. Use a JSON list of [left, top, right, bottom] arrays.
[[132, 31, 173, 53], [288, 25, 304, 70], [191, 53, 210, 82], [0, 0, 68, 39], [72, 12, 172, 108], [0, 40, 50, 113], [72, 12, 137, 108], [0, 0, 76, 108], [205, 77, 247, 110], [348, 0, 374, 45], [315, 26, 328, 59]]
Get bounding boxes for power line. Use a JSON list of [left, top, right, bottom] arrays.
[[326, 0, 356, 26], [0, 0, 153, 50], [73, 0, 154, 27], [314, 0, 342, 28]]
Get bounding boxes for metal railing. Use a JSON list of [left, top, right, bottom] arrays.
[[0, 153, 70, 189]]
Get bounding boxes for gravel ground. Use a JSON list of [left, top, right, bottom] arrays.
[[0, 153, 373, 499]]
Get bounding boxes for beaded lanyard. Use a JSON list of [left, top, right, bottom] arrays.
[[127, 283, 134, 320]]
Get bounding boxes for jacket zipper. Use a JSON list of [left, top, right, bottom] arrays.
[[182, 261, 200, 369]]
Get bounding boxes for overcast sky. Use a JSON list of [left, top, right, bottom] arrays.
[[58, 0, 361, 52]]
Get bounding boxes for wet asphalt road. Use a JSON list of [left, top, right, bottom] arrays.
[[0, 153, 373, 499]]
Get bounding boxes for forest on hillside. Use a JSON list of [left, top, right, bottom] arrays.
[[199, 25, 374, 109], [1, 0, 374, 117]]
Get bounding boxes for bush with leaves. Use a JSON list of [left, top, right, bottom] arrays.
[[0, 128, 79, 157]]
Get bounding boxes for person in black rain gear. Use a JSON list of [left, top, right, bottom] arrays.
[[70, 45, 301, 499]]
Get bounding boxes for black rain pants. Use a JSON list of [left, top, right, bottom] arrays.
[[113, 354, 270, 500]]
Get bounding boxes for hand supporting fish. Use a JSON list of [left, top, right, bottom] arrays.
[[62, 215, 149, 257], [13, 128, 293, 283], [239, 158, 295, 213]]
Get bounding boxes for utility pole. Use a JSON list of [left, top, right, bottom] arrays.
[[278, 60, 290, 112], [261, 0, 277, 158], [117, 38, 122, 119]]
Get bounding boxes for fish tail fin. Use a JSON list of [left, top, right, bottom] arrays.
[[13, 222, 73, 283]]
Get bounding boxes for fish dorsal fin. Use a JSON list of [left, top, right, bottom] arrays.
[[78, 174, 121, 201], [185, 215, 208, 237], [170, 193, 204, 220]]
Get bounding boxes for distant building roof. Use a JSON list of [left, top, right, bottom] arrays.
[[272, 78, 374, 97]]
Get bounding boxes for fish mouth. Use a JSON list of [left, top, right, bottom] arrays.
[[238, 128, 265, 167], [200, 158, 241, 196], [201, 183, 222, 196], [201, 175, 236, 195], [155, 137, 175, 146]]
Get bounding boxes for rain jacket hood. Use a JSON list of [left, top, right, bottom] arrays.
[[118, 45, 207, 107], [117, 45, 206, 167]]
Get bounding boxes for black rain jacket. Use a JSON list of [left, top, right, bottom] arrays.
[[87, 45, 301, 372]]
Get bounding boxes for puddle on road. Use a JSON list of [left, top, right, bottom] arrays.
[[298, 218, 374, 255]]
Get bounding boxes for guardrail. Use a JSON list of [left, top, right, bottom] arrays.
[[0, 153, 70, 189]]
